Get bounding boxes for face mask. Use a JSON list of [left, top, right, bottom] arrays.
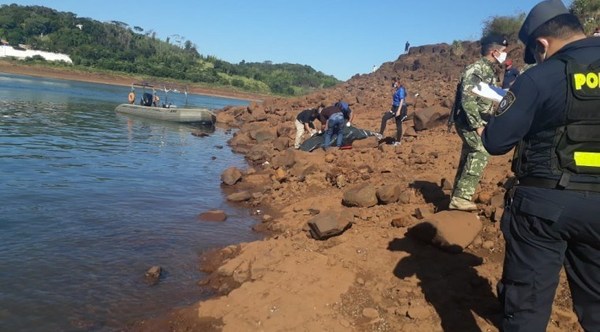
[[495, 51, 507, 64]]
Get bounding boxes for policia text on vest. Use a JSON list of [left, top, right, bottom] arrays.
[[574, 72, 600, 90]]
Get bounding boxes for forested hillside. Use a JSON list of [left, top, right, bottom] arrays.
[[0, 4, 339, 95]]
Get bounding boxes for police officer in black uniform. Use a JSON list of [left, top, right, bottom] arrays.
[[481, 0, 600, 331]]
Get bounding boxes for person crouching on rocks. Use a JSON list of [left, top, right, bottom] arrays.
[[294, 105, 323, 149], [379, 79, 407, 146], [319, 103, 346, 150]]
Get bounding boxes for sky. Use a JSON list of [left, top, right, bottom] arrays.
[[0, 0, 574, 81]]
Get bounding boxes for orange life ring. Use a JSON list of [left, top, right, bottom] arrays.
[[128, 92, 135, 104]]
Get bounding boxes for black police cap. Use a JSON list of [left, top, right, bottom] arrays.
[[481, 34, 508, 48], [519, 0, 570, 64]]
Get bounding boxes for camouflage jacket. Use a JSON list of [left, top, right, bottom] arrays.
[[459, 57, 498, 130]]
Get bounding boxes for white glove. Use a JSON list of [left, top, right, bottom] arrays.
[[346, 122, 352, 127], [309, 129, 317, 136]]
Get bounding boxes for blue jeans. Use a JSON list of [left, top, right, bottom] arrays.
[[323, 112, 344, 149]]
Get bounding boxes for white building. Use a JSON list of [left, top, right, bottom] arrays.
[[0, 45, 72, 63]]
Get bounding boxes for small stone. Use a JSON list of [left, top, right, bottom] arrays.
[[477, 192, 492, 204], [362, 308, 379, 319], [406, 306, 430, 320], [414, 208, 424, 220], [491, 193, 505, 208], [492, 208, 504, 222], [227, 191, 252, 202], [336, 175, 347, 188], [274, 168, 287, 182], [145, 266, 162, 285], [472, 236, 483, 248], [482, 240, 495, 250], [356, 278, 365, 285], [339, 319, 351, 328], [441, 178, 453, 191], [391, 216, 413, 228]]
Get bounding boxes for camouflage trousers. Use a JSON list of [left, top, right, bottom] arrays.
[[451, 125, 490, 201]]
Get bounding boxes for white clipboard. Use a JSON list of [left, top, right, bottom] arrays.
[[471, 82, 507, 103]]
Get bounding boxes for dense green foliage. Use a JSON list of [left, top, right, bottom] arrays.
[[482, 13, 526, 43], [481, 1, 600, 44], [0, 4, 339, 95], [570, 0, 600, 35]]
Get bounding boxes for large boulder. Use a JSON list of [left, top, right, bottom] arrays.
[[271, 149, 297, 169], [352, 136, 379, 149], [272, 137, 290, 152], [215, 111, 236, 126], [246, 145, 269, 162], [413, 105, 449, 131], [376, 184, 403, 204], [406, 210, 482, 253], [342, 183, 378, 208], [277, 124, 295, 138], [221, 167, 243, 185], [253, 129, 277, 143]]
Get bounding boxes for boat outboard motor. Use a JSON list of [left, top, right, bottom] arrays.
[[141, 93, 153, 106]]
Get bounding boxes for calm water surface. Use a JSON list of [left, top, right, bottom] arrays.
[[0, 74, 261, 331]]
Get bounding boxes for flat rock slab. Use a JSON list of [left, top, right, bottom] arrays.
[[308, 211, 353, 240], [406, 210, 482, 253], [198, 210, 228, 222], [227, 191, 252, 202]]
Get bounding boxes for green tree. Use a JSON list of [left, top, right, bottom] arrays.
[[570, 0, 600, 35], [0, 4, 341, 96], [482, 13, 526, 43]]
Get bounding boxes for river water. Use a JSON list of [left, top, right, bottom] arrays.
[[0, 74, 261, 331]]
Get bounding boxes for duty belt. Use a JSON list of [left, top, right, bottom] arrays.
[[518, 177, 600, 192]]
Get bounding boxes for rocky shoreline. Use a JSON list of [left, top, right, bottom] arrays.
[[1, 46, 580, 331], [130, 42, 582, 332]]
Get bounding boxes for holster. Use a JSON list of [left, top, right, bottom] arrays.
[[504, 177, 518, 208]]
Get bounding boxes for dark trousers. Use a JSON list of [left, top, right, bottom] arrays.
[[498, 186, 600, 332], [379, 110, 403, 141]]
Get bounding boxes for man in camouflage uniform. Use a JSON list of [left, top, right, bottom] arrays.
[[449, 35, 508, 211]]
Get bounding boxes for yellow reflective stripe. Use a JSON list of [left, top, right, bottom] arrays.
[[574, 152, 600, 167]]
